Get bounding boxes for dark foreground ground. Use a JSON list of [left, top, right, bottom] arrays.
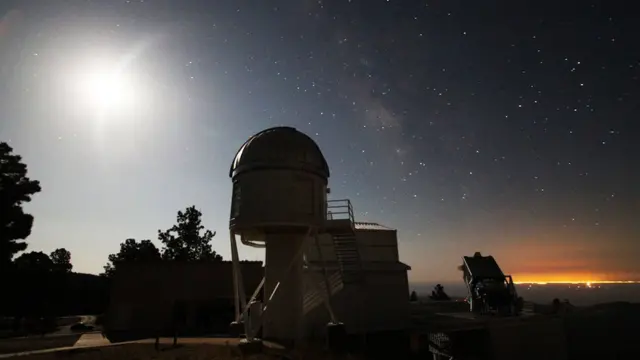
[[1, 301, 640, 359], [0, 336, 382, 360], [0, 334, 84, 356], [0, 315, 99, 355], [0, 339, 247, 360]]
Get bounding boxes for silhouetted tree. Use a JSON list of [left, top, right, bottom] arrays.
[[409, 290, 418, 302], [14, 251, 54, 273], [102, 239, 161, 277], [429, 284, 450, 301], [0, 142, 42, 267], [158, 206, 222, 262], [12, 251, 55, 322], [50, 248, 72, 273]]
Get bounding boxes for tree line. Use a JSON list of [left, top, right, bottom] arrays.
[[0, 142, 223, 330], [102, 205, 223, 278]]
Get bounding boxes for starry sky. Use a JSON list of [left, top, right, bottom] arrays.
[[0, 0, 638, 283]]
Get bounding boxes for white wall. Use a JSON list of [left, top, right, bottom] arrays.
[[301, 269, 410, 336], [305, 233, 337, 262], [305, 229, 399, 263], [360, 271, 410, 331], [302, 227, 410, 336], [356, 230, 399, 262]]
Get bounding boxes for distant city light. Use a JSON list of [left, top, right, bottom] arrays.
[[514, 280, 639, 285]]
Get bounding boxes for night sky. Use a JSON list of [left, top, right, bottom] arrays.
[[1, 0, 638, 283]]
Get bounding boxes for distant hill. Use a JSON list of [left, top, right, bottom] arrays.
[[411, 282, 640, 306]]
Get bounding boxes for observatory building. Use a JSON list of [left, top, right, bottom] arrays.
[[228, 126, 411, 343]]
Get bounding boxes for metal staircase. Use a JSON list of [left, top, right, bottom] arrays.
[[302, 271, 344, 315], [326, 199, 364, 284]]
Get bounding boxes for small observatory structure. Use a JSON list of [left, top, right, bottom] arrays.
[[104, 261, 263, 341], [228, 126, 411, 344]]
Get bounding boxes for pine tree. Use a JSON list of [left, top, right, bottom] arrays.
[[102, 239, 161, 277], [50, 248, 73, 273], [158, 206, 222, 262], [0, 142, 41, 266]]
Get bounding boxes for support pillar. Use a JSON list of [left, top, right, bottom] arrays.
[[229, 232, 248, 337], [263, 234, 304, 343]]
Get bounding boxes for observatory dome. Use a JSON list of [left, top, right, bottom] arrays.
[[229, 126, 330, 179]]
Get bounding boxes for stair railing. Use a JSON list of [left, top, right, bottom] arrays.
[[326, 199, 355, 225]]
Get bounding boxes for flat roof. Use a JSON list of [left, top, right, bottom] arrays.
[[354, 222, 396, 231]]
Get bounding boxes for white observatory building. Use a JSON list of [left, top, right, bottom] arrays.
[[228, 126, 411, 344]]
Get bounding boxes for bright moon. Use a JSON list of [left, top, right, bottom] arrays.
[[61, 49, 154, 155], [68, 54, 144, 118], [79, 70, 135, 112]]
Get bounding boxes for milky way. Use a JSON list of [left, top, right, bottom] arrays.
[[0, 0, 637, 282]]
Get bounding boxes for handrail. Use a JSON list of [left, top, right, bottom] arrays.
[[327, 199, 355, 223]]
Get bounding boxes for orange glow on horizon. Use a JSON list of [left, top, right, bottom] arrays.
[[510, 271, 640, 285], [513, 280, 639, 285]]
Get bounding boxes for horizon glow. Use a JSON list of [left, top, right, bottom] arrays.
[[514, 280, 640, 285]]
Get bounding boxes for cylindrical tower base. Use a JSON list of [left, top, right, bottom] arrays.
[[263, 234, 305, 343]]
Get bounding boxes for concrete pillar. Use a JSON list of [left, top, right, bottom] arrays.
[[263, 234, 304, 343]]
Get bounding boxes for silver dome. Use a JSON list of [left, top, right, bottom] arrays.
[[229, 127, 330, 179]]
